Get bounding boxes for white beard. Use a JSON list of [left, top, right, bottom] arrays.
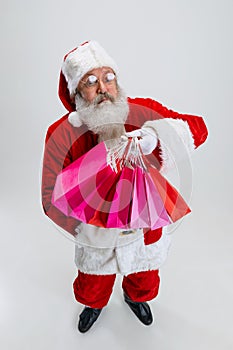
[[74, 87, 129, 141]]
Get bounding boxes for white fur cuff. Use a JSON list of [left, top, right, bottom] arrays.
[[143, 118, 195, 172]]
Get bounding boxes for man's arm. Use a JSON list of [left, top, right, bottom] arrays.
[[128, 97, 208, 171], [41, 121, 80, 236]]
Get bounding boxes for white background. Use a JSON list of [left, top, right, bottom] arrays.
[[1, 0, 233, 349]]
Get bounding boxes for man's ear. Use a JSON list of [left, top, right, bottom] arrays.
[[72, 89, 84, 102], [70, 89, 77, 103]]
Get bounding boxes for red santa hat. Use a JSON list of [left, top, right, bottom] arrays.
[[62, 41, 118, 97], [58, 40, 119, 126]]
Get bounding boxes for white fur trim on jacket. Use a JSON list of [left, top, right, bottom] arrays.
[[62, 41, 118, 97], [143, 119, 195, 172], [74, 224, 171, 276]]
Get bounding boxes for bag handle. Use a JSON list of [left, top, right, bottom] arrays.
[[107, 137, 148, 172]]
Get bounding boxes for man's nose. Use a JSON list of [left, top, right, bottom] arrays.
[[97, 79, 107, 93]]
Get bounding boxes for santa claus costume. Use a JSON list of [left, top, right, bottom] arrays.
[[41, 41, 208, 330]]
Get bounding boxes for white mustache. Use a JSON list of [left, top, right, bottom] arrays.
[[94, 92, 115, 105]]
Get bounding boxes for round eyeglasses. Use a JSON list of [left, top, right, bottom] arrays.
[[80, 72, 116, 89]]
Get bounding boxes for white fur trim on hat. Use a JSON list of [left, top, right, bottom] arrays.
[[62, 41, 118, 97], [68, 111, 83, 127]]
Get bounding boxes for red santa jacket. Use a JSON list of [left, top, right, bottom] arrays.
[[41, 97, 208, 244]]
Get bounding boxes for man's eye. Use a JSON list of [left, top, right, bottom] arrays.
[[86, 75, 98, 85], [105, 73, 115, 82]]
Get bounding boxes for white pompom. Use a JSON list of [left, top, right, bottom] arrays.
[[68, 111, 83, 127]]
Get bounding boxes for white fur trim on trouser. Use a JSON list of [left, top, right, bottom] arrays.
[[74, 229, 171, 276], [143, 119, 195, 173]]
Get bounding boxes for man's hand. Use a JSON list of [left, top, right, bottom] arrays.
[[124, 127, 158, 155]]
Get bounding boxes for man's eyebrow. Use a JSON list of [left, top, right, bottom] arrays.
[[86, 69, 114, 76], [85, 72, 95, 76]]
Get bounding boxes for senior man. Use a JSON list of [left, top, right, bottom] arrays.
[[42, 41, 208, 333]]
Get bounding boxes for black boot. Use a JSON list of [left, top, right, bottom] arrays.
[[78, 307, 102, 333], [124, 293, 153, 326]]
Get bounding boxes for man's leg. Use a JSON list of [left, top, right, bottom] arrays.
[[122, 270, 160, 325], [122, 269, 160, 302], [73, 271, 116, 332], [73, 271, 116, 308]]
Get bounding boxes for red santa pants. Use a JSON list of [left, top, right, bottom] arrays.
[[73, 270, 160, 309]]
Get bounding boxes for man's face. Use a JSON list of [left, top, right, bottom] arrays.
[[77, 67, 118, 103], [74, 70, 129, 135]]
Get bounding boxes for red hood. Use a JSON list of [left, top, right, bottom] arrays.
[[58, 43, 88, 112], [58, 70, 76, 113]]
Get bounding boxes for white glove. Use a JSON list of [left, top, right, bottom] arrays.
[[124, 127, 158, 155]]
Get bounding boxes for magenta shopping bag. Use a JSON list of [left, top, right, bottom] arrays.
[[52, 137, 190, 229]]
